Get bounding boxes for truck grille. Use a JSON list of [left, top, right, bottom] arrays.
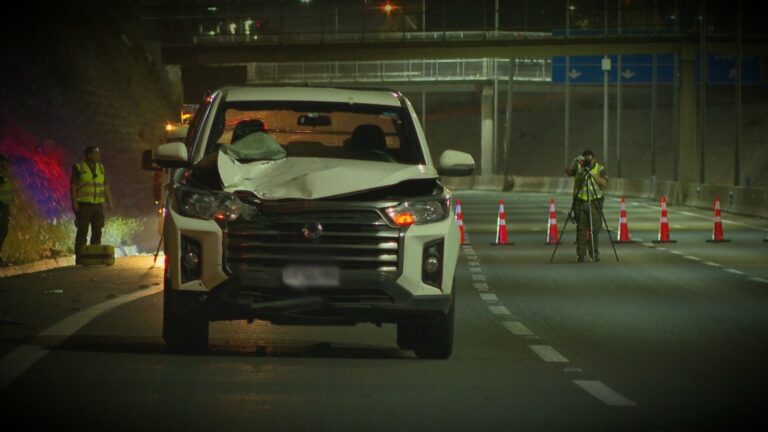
[[224, 209, 401, 275]]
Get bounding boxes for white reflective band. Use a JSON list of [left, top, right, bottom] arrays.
[[714, 217, 722, 222], [499, 220, 506, 225], [661, 217, 668, 223], [549, 218, 557, 224], [620, 217, 627, 223]]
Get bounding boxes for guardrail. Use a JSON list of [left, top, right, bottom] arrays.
[[443, 175, 768, 219]]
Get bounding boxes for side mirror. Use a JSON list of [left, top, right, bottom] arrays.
[[153, 142, 190, 169], [141, 149, 161, 172], [437, 150, 475, 177]]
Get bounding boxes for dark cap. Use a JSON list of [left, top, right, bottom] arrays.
[[582, 149, 595, 157]]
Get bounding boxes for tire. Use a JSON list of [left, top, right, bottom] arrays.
[[413, 289, 455, 360], [162, 276, 210, 354]]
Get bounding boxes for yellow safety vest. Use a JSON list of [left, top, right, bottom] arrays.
[[573, 162, 605, 201], [0, 171, 10, 205], [75, 161, 106, 204]]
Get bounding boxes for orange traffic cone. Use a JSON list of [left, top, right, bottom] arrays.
[[456, 199, 468, 245], [652, 195, 677, 243], [706, 195, 731, 243], [491, 199, 513, 246], [616, 197, 636, 243], [546, 197, 559, 245]]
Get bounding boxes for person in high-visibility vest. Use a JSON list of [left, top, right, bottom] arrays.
[[565, 150, 608, 263], [70, 146, 114, 262], [0, 154, 11, 265]]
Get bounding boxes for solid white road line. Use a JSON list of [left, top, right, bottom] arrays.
[[528, 345, 569, 363], [572, 380, 637, 407], [501, 321, 533, 336], [480, 293, 498, 301], [0, 286, 162, 391], [489, 305, 513, 316]]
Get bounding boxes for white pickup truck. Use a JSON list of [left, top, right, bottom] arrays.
[[148, 86, 474, 359]]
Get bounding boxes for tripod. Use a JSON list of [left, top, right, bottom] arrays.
[[550, 167, 619, 263]]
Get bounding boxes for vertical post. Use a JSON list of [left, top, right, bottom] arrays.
[[673, 53, 680, 181], [651, 53, 658, 178], [616, 54, 622, 177], [335, 1, 339, 33], [422, 0, 426, 32], [421, 91, 427, 135], [493, 60, 500, 173], [495, 0, 499, 32], [602, 56, 611, 164], [481, 84, 494, 176], [503, 58, 515, 177], [698, 0, 707, 184], [678, 45, 698, 186], [616, 0, 622, 177], [565, 55, 571, 165], [735, 0, 742, 186]]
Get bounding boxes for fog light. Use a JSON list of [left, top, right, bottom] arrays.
[[424, 256, 440, 273], [184, 251, 200, 268]]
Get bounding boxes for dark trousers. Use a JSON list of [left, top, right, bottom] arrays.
[[0, 203, 9, 254], [75, 203, 104, 255], [575, 197, 604, 258]]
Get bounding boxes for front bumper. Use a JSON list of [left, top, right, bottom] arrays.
[[163, 205, 459, 323]]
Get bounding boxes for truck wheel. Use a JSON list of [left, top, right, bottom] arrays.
[[413, 289, 455, 360], [162, 276, 209, 354]]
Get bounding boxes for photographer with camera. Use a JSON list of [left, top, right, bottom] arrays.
[[565, 150, 608, 262]]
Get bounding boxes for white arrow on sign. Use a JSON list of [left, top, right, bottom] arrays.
[[568, 68, 582, 79], [621, 69, 636, 79]]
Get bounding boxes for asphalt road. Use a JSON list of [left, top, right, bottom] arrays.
[[1, 191, 767, 431]]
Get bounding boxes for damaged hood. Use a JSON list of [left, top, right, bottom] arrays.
[[217, 153, 438, 200]]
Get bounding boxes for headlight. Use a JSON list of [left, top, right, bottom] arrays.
[[385, 197, 450, 227], [174, 186, 245, 222]]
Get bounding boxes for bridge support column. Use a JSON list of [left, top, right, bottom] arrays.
[[678, 45, 698, 187], [481, 83, 495, 176]]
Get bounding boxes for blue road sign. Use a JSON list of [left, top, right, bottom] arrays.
[[553, 54, 760, 85]]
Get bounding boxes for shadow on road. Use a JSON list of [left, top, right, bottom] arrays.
[[52, 334, 413, 360]]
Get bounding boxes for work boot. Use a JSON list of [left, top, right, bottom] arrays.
[[590, 253, 600, 262], [576, 256, 585, 263]]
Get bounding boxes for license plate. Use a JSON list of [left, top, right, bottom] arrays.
[[282, 265, 340, 289]]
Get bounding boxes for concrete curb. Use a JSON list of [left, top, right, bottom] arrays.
[[0, 255, 77, 278], [0, 244, 144, 279]]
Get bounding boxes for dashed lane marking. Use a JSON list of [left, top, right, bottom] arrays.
[[724, 268, 745, 275], [480, 293, 498, 302], [703, 261, 721, 267], [473, 282, 489, 290], [572, 380, 638, 407], [501, 321, 534, 336], [669, 250, 684, 255], [683, 256, 702, 261], [468, 261, 481, 267], [529, 345, 569, 363], [472, 274, 486, 281], [469, 267, 482, 273], [750, 277, 768, 283], [489, 305, 513, 316]]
